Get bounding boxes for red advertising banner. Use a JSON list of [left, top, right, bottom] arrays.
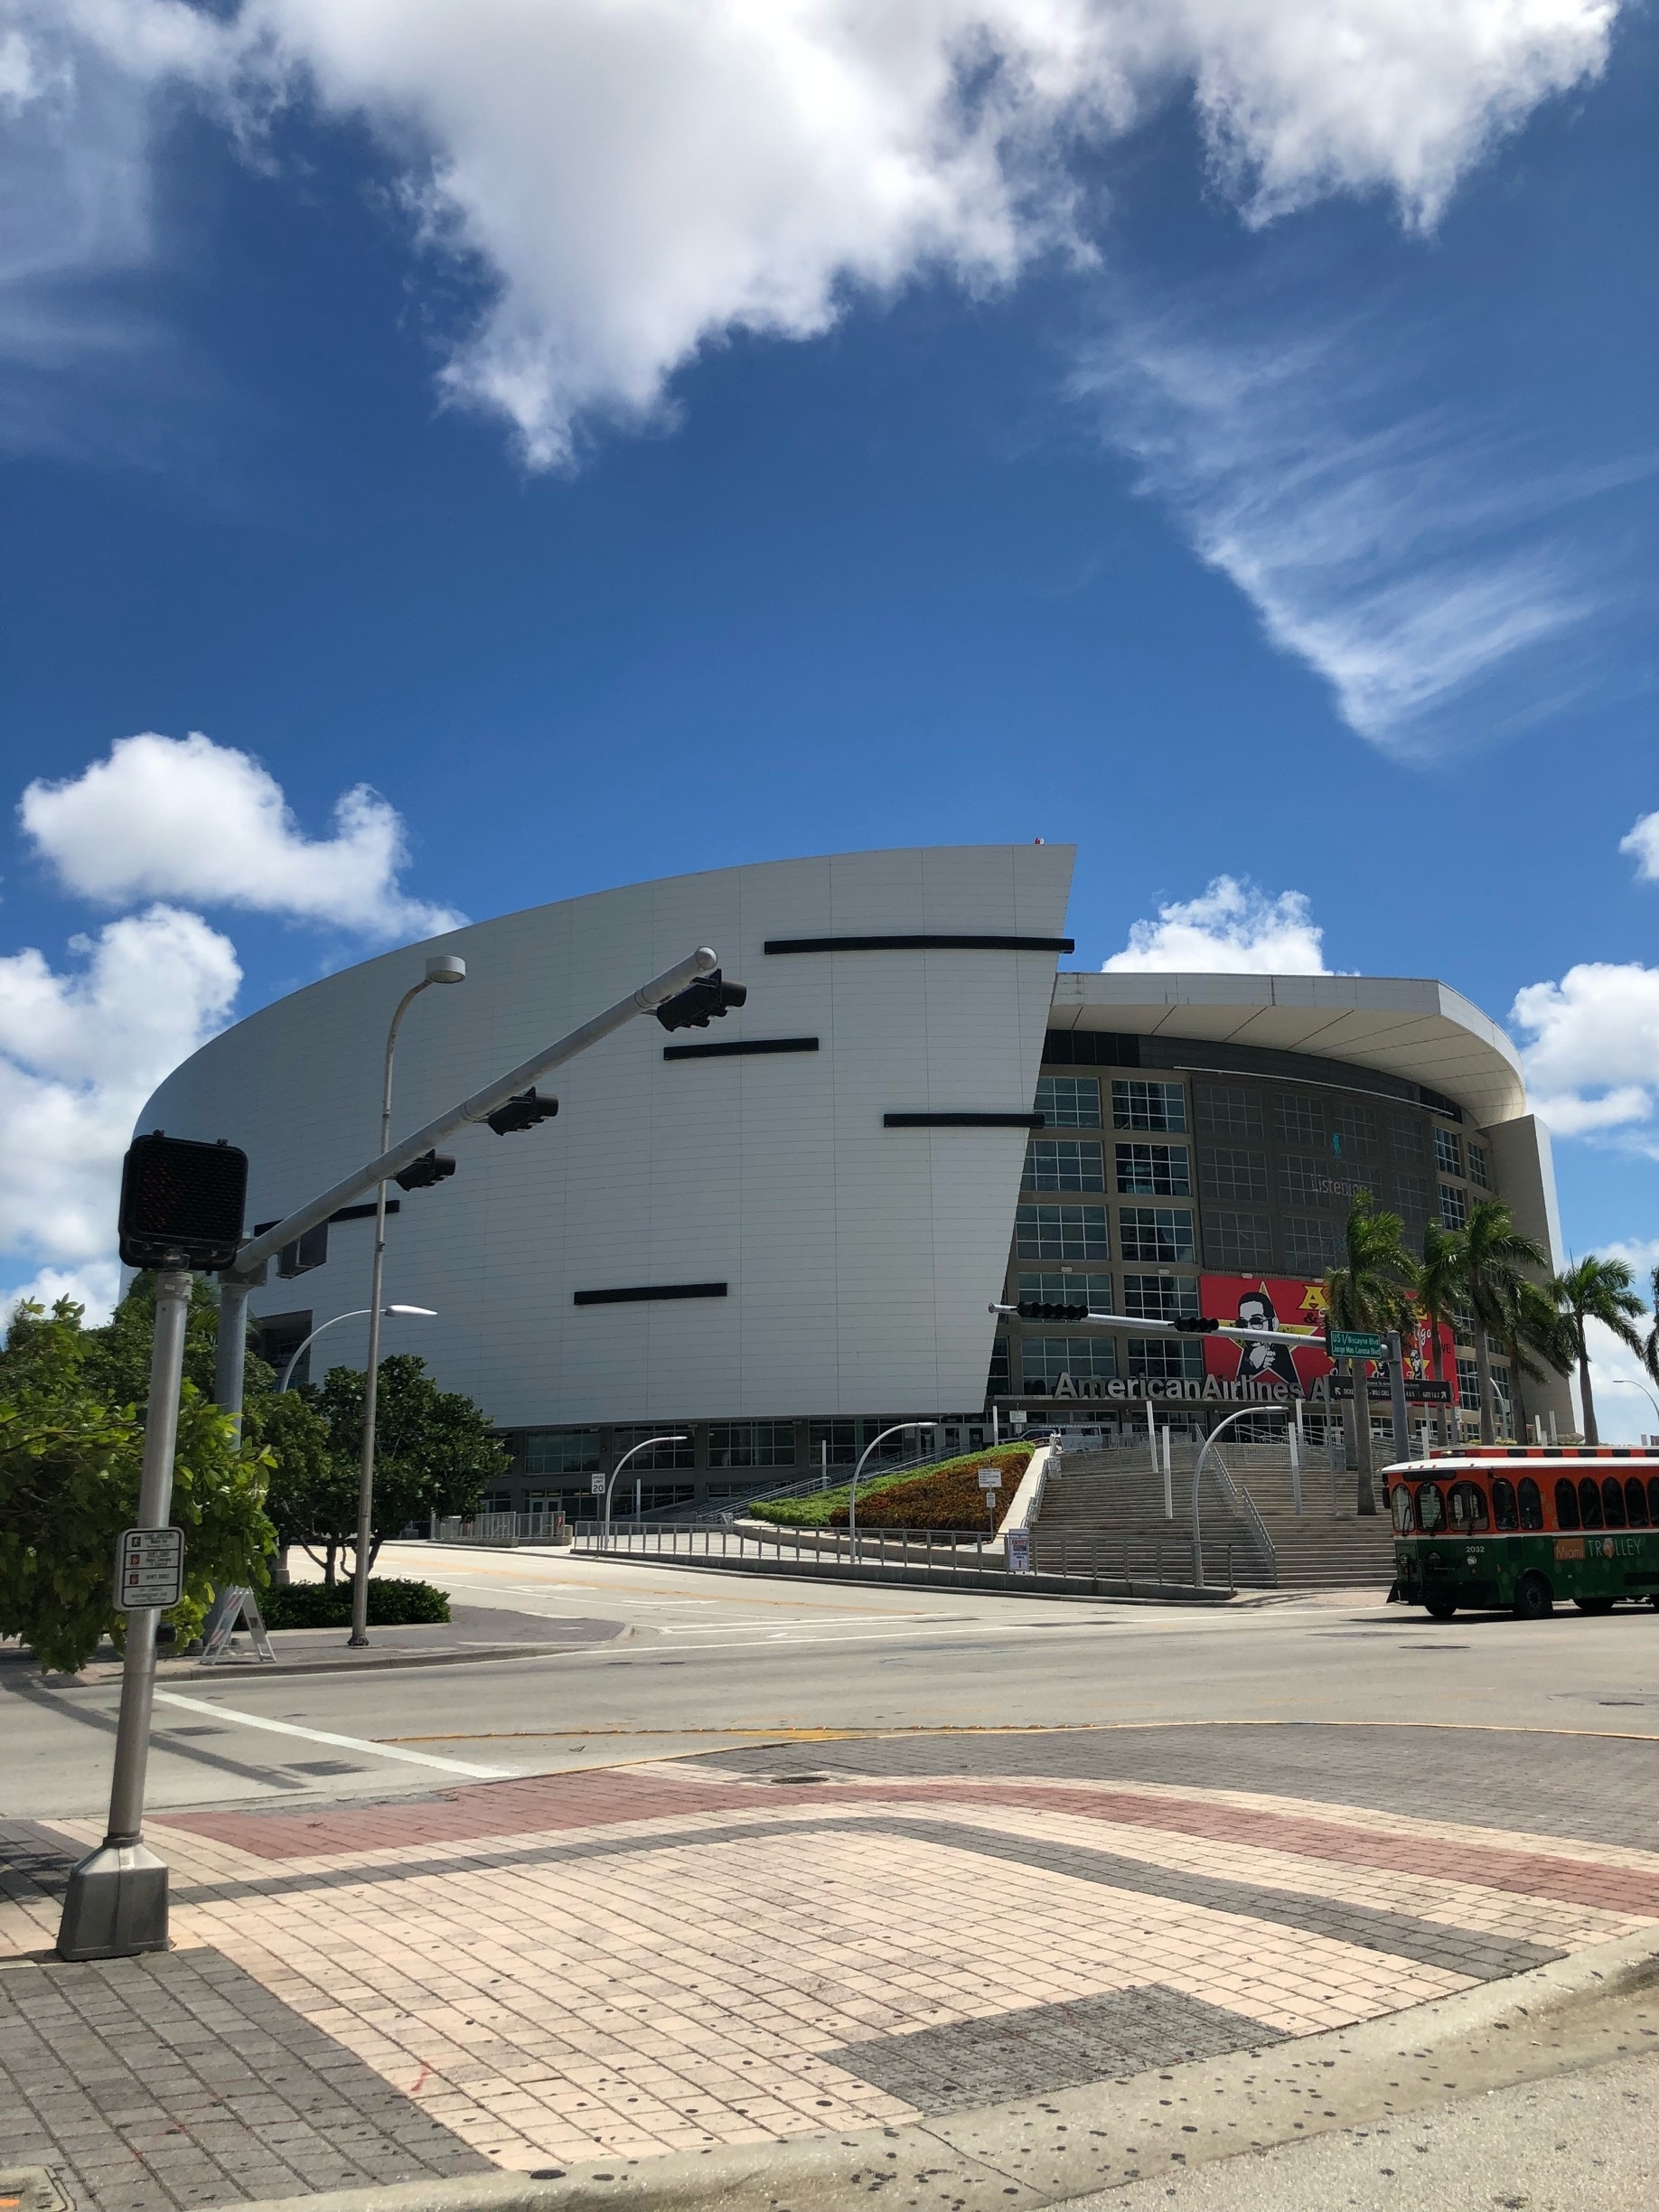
[[1198, 1276, 1457, 1403]]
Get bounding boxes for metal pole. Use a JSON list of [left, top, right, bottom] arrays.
[[1386, 1329, 1411, 1476], [848, 1421, 932, 1566], [1160, 1420, 1173, 1519], [215, 1277, 251, 1437], [604, 1437, 687, 1539], [1289, 1412, 1303, 1516], [58, 1268, 192, 1960]]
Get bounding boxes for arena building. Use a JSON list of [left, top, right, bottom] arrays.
[[137, 845, 1573, 1515]]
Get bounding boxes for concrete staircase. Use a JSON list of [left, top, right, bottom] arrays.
[[1029, 1445, 1399, 1593]]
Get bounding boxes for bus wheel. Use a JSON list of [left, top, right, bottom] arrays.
[[1574, 1596, 1616, 1614], [1514, 1573, 1553, 1621], [1425, 1598, 1457, 1620]]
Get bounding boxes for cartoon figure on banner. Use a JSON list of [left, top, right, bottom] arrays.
[[1231, 1287, 1307, 1397], [1199, 1276, 1335, 1397]]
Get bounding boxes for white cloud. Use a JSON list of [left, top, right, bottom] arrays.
[[21, 731, 464, 941], [3, 1259, 124, 1328], [1619, 810, 1659, 882], [1511, 962, 1659, 1145], [0, 904, 240, 1289], [1103, 873, 1327, 973], [14, 0, 1620, 464]]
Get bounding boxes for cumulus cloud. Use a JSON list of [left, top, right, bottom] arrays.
[[21, 731, 464, 940], [1103, 874, 1328, 973], [0, 905, 240, 1296], [1511, 961, 1659, 1145], [1619, 809, 1659, 882], [9, 0, 1620, 463]]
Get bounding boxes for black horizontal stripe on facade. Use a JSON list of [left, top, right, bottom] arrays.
[[884, 1112, 1045, 1129], [252, 1203, 398, 1233], [662, 1036, 820, 1061], [573, 1282, 728, 1307], [764, 933, 1074, 954]]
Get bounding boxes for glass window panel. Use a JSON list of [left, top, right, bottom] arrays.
[[708, 1421, 797, 1468], [1456, 1357, 1481, 1410], [1467, 1141, 1491, 1190], [1578, 1476, 1604, 1529], [1035, 1075, 1101, 1129], [1519, 1477, 1543, 1530], [1024, 1138, 1106, 1193], [1201, 1148, 1268, 1204], [1626, 1476, 1650, 1528], [1120, 1272, 1199, 1320], [1283, 1214, 1340, 1275], [1492, 1477, 1518, 1531], [1281, 1154, 1341, 1207], [1119, 1207, 1195, 1262], [525, 1428, 602, 1475], [1277, 1095, 1325, 1146], [1553, 1477, 1580, 1530], [1128, 1336, 1204, 1380], [609, 1426, 696, 1471], [1434, 1127, 1464, 1176], [1115, 1142, 1191, 1196], [1018, 1270, 1112, 1310], [1440, 1183, 1469, 1230], [1334, 1103, 1377, 1152], [1206, 1213, 1273, 1270], [1389, 1120, 1425, 1166], [1195, 1083, 1261, 1139], [1111, 1079, 1186, 1132], [1016, 1205, 1109, 1261], [1020, 1335, 1118, 1387]]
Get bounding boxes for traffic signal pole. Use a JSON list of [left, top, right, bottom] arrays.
[[58, 1268, 193, 1960], [210, 946, 721, 1439]]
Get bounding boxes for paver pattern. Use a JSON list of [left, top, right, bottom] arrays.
[[4, 1724, 1656, 2212]]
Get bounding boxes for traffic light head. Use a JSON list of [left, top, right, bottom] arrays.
[[393, 1149, 457, 1192], [654, 969, 747, 1031], [117, 1132, 248, 1271], [1016, 1299, 1089, 1323], [1174, 1315, 1222, 1334], [484, 1088, 559, 1136]]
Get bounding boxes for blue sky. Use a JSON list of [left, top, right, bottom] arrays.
[[2, 1, 1656, 1417]]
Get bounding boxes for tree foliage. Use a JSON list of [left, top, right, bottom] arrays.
[[1324, 1192, 1419, 1509], [1548, 1254, 1645, 1446]]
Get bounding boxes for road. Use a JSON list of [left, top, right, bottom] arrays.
[[7, 1538, 1657, 1820]]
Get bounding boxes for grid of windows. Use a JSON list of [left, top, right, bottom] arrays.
[[1277, 1095, 1325, 1146], [1207, 1212, 1272, 1270], [1434, 1127, 1464, 1176], [1120, 1273, 1199, 1320], [1115, 1142, 1191, 1196], [1120, 1207, 1195, 1262], [1457, 1357, 1480, 1411], [1024, 1138, 1105, 1192], [1128, 1336, 1204, 1381], [988, 1337, 1010, 1394], [1035, 1075, 1102, 1129], [1021, 1335, 1118, 1388], [1017, 1270, 1112, 1310], [1281, 1154, 1340, 1207], [1440, 1183, 1469, 1230], [1283, 1214, 1340, 1274], [1468, 1140, 1491, 1190], [1389, 1120, 1426, 1166], [525, 1428, 602, 1475], [1201, 1148, 1268, 1204], [1393, 1170, 1430, 1216], [609, 1427, 696, 1470], [708, 1421, 797, 1468], [1016, 1204, 1110, 1261], [1195, 1084, 1261, 1140], [1334, 1103, 1377, 1152], [1111, 1079, 1186, 1132]]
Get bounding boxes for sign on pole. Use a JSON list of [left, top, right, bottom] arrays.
[[114, 1528, 183, 1611], [590, 1473, 606, 1495], [977, 1467, 1003, 1491], [1329, 1329, 1386, 1361]]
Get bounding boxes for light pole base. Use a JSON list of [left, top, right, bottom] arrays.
[[56, 1841, 169, 1961]]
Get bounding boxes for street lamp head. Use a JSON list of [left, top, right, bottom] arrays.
[[384, 1304, 437, 1317], [425, 955, 466, 985]]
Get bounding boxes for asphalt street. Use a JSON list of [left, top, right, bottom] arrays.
[[6, 1539, 1657, 1822]]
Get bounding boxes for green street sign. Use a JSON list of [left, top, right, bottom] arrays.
[[1329, 1329, 1386, 1360]]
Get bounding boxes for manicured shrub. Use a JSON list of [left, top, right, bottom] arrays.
[[261, 1577, 450, 1628], [750, 1444, 1033, 1532]]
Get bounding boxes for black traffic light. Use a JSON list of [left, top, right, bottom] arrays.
[[1017, 1299, 1089, 1323], [655, 968, 747, 1031], [1174, 1315, 1222, 1334], [394, 1149, 457, 1192], [484, 1088, 559, 1136], [117, 1132, 248, 1271], [278, 1223, 330, 1279]]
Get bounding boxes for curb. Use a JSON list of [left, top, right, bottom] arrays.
[[530, 1548, 1239, 1605], [214, 1923, 1659, 2212]]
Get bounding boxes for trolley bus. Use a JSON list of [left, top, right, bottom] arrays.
[[1388, 1446, 1659, 1620]]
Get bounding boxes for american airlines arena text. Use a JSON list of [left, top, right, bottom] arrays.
[[139, 846, 1573, 1515]]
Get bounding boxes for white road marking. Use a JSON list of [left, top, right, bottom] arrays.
[[152, 1690, 518, 1778]]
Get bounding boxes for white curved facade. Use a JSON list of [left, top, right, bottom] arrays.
[[140, 845, 1075, 1430]]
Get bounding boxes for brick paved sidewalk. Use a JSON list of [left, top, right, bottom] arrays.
[[5, 1723, 1657, 2212]]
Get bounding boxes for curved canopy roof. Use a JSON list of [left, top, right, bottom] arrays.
[[1048, 971, 1525, 1129]]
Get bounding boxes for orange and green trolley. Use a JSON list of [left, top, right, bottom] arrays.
[[1387, 1445, 1659, 1620]]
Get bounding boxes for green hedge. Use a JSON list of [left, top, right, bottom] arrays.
[[261, 1578, 450, 1628], [749, 1444, 1033, 1528]]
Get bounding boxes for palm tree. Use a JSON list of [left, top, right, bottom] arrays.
[[1643, 1266, 1659, 1392], [1496, 1276, 1572, 1443], [1417, 1220, 1466, 1450], [1324, 1192, 1419, 1513], [1459, 1201, 1548, 1445], [1549, 1255, 1646, 1445]]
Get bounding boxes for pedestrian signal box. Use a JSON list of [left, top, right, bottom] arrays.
[[117, 1132, 248, 1271]]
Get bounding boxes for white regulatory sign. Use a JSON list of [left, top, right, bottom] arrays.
[[977, 1467, 1003, 1491], [115, 1526, 184, 1610], [590, 1474, 606, 1495]]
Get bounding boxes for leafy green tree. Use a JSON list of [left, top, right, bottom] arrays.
[[1324, 1193, 1419, 1512], [305, 1354, 506, 1579], [245, 1387, 343, 1575], [1494, 1276, 1572, 1443], [1548, 1254, 1646, 1446], [1458, 1202, 1549, 1444], [1417, 1221, 1466, 1449]]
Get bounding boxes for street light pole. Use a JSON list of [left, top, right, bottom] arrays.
[[848, 1422, 935, 1564], [1190, 1402, 1289, 1590], [352, 955, 465, 1647], [602, 1437, 689, 1542], [1601, 1374, 1659, 1441], [278, 1305, 436, 1392]]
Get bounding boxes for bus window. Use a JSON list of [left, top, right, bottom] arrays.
[[1649, 1476, 1659, 1523], [1391, 1485, 1415, 1533], [1601, 1476, 1627, 1530], [1554, 1477, 1580, 1531], [1518, 1477, 1543, 1531], [1626, 1477, 1649, 1528], [1579, 1476, 1605, 1530], [1448, 1481, 1489, 1532], [1417, 1482, 1446, 1532], [1492, 1478, 1519, 1531]]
